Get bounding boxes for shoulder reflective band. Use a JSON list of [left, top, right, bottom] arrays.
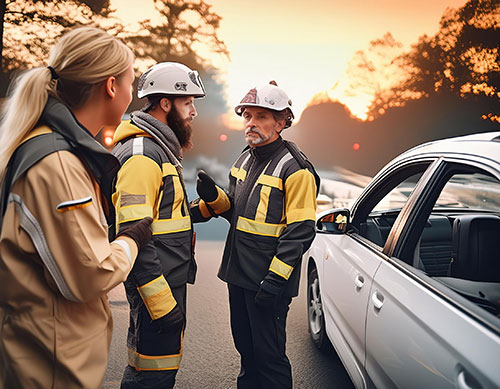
[[128, 348, 182, 371], [132, 137, 144, 155], [269, 256, 293, 280], [8, 193, 78, 302], [152, 215, 191, 235], [137, 275, 177, 319], [117, 205, 153, 224], [56, 196, 93, 213], [230, 166, 247, 181], [236, 216, 285, 237]]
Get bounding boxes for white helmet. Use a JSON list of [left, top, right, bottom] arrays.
[[235, 81, 294, 128], [137, 62, 205, 99]]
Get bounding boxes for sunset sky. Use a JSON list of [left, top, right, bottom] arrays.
[[112, 0, 468, 126]]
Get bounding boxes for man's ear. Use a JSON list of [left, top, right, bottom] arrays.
[[105, 76, 117, 99], [276, 119, 286, 133], [159, 97, 171, 113]]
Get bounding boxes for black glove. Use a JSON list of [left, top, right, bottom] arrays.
[[196, 170, 218, 202], [254, 286, 280, 313], [116, 217, 153, 251], [154, 304, 184, 333]]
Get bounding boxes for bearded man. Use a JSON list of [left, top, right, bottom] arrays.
[[111, 62, 206, 388]]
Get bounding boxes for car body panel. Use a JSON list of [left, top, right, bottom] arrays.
[[366, 258, 500, 389]]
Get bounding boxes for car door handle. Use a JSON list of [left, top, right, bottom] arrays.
[[354, 275, 364, 289], [457, 370, 479, 389], [371, 291, 384, 310]]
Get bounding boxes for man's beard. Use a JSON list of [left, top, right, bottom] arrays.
[[167, 105, 193, 150], [245, 127, 273, 146]]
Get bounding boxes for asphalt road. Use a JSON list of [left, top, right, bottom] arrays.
[[103, 241, 354, 389]]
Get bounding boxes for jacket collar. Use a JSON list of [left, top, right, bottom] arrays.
[[38, 97, 120, 196], [250, 136, 284, 160]]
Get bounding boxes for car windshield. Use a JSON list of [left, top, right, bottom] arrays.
[[435, 173, 500, 211]]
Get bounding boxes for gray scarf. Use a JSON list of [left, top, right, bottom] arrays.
[[130, 110, 183, 168]]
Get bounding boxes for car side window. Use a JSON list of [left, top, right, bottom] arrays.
[[358, 171, 426, 248], [409, 168, 500, 317]]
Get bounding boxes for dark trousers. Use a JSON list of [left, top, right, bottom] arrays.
[[228, 283, 293, 389], [121, 284, 186, 389]]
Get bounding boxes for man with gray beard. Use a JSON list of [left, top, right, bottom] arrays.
[[195, 81, 320, 388]]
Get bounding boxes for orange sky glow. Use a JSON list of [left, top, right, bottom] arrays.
[[112, 0, 468, 127]]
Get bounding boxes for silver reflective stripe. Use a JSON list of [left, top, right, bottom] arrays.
[[272, 153, 293, 177], [112, 239, 133, 265], [240, 153, 252, 171], [132, 137, 144, 155], [8, 193, 78, 302]]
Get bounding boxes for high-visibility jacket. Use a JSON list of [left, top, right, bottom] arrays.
[[0, 98, 137, 389], [112, 118, 199, 371], [210, 137, 318, 297]]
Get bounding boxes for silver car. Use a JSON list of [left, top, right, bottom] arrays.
[[306, 132, 500, 388]]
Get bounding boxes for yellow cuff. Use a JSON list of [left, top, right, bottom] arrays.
[[207, 186, 231, 214], [137, 275, 177, 320]]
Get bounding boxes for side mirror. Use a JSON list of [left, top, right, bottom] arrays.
[[316, 208, 350, 234]]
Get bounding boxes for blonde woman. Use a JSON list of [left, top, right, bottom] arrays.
[[0, 27, 152, 388]]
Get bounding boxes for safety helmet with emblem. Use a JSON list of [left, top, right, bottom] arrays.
[[235, 81, 294, 128], [137, 62, 205, 99]]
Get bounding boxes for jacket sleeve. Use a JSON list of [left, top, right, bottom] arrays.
[[112, 154, 178, 320], [13, 151, 139, 303], [261, 168, 317, 294], [190, 185, 232, 223]]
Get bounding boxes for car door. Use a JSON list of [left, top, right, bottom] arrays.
[[321, 232, 382, 370], [321, 160, 435, 376], [365, 158, 500, 388]]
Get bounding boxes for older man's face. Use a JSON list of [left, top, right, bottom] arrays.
[[242, 107, 283, 147]]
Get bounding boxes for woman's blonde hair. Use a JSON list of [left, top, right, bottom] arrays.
[[0, 26, 134, 179]]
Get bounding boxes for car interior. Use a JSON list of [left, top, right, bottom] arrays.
[[355, 167, 500, 318]]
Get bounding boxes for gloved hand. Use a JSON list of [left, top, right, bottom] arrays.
[[196, 170, 218, 202], [116, 217, 153, 251], [254, 285, 280, 313], [154, 304, 184, 333]]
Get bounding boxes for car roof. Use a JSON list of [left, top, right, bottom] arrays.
[[389, 131, 500, 167]]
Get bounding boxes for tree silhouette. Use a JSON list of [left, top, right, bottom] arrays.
[[369, 0, 500, 123], [122, 0, 228, 70], [0, 0, 112, 71]]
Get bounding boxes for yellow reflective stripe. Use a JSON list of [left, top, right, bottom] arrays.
[[162, 163, 178, 177], [207, 186, 231, 214], [137, 275, 177, 320], [127, 348, 182, 371], [269, 256, 294, 280], [171, 176, 183, 219], [152, 216, 191, 234], [255, 185, 272, 222], [231, 166, 247, 181], [236, 216, 285, 237], [117, 205, 153, 223], [257, 174, 283, 190]]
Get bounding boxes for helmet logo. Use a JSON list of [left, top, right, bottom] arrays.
[[240, 88, 258, 104], [175, 82, 188, 91], [189, 72, 200, 87], [138, 68, 153, 92], [264, 97, 275, 106]]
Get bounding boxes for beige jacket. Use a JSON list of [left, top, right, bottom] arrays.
[[0, 147, 138, 388]]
